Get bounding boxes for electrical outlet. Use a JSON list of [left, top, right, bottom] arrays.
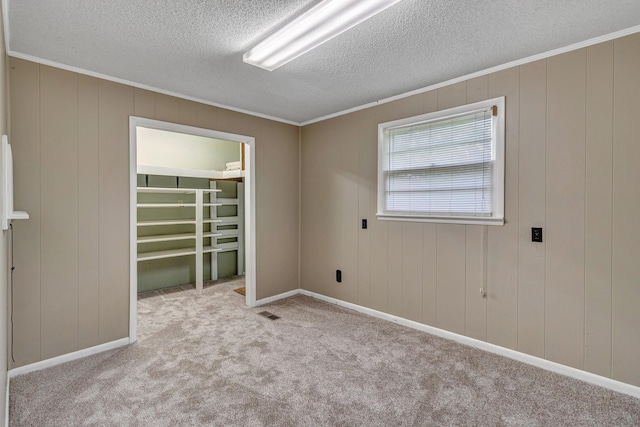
[[362, 219, 367, 229], [532, 227, 543, 242], [336, 270, 342, 283]]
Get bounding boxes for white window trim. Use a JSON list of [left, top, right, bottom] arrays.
[[377, 96, 506, 226]]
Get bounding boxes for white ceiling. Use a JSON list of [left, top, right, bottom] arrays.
[[5, 0, 640, 124]]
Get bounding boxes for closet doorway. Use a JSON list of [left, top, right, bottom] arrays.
[[128, 117, 256, 343]]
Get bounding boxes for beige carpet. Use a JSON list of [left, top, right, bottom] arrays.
[[9, 278, 640, 426]]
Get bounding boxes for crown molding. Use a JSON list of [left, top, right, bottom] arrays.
[[301, 24, 640, 126]]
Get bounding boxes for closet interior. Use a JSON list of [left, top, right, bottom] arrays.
[[135, 126, 245, 293]]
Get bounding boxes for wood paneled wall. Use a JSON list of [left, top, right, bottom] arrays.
[[300, 33, 640, 386], [8, 58, 300, 367]]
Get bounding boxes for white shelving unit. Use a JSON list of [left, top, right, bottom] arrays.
[[137, 186, 222, 292], [209, 182, 245, 280], [137, 165, 245, 180]]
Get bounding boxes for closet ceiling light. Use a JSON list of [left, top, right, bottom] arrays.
[[243, 0, 404, 71]]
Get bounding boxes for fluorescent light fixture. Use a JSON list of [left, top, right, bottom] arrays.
[[243, 0, 403, 71]]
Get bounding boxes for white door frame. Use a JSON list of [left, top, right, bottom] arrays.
[[128, 116, 257, 343]]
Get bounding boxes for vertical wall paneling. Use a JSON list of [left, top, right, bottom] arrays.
[[366, 103, 386, 313], [300, 123, 332, 294], [611, 33, 640, 386], [300, 124, 322, 293], [357, 111, 375, 307], [8, 35, 640, 386], [178, 99, 199, 127], [584, 41, 614, 377], [215, 108, 231, 132], [421, 89, 439, 114], [9, 58, 42, 365], [304, 115, 349, 301], [375, 94, 424, 124], [386, 222, 404, 317], [377, 95, 425, 316], [39, 66, 80, 359], [435, 225, 466, 334], [401, 223, 422, 322], [486, 68, 520, 350], [77, 75, 101, 349], [420, 91, 439, 326], [154, 93, 180, 123], [436, 82, 467, 110], [133, 88, 155, 118], [466, 76, 489, 104], [517, 60, 547, 358], [196, 104, 219, 131], [369, 211, 389, 312], [299, 36, 640, 387], [325, 120, 343, 298], [545, 49, 586, 369], [98, 81, 134, 343], [10, 59, 301, 367], [254, 120, 300, 299], [465, 226, 486, 340], [434, 82, 467, 335], [337, 116, 360, 303], [421, 224, 437, 325], [226, 110, 260, 138], [465, 76, 489, 341]]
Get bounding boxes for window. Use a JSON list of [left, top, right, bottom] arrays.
[[377, 96, 505, 225]]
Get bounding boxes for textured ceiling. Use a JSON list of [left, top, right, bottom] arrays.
[[6, 0, 640, 124]]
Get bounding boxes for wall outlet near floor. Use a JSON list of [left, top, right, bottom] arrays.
[[336, 270, 342, 283]]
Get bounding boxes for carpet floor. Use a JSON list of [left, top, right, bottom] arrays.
[[9, 278, 640, 426]]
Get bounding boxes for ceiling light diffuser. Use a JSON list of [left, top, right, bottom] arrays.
[[243, 0, 403, 71]]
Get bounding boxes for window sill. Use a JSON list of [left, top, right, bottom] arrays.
[[376, 213, 504, 226]]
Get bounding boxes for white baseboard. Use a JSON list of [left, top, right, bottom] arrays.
[[8, 338, 130, 379], [298, 289, 640, 399], [5, 290, 639, 402], [254, 289, 299, 307]]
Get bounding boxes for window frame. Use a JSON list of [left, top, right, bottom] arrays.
[[377, 96, 506, 226]]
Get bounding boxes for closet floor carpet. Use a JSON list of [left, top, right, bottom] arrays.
[[9, 279, 640, 426]]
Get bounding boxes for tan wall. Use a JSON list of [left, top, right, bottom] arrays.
[[0, 4, 8, 422], [301, 33, 640, 387], [8, 58, 300, 367]]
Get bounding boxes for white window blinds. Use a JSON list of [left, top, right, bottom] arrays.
[[378, 97, 505, 225]]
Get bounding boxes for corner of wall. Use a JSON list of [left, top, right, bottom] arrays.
[[297, 125, 302, 291]]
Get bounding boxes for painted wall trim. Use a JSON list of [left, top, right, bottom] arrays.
[[3, 50, 298, 127], [254, 289, 299, 307], [7, 338, 129, 379], [297, 290, 640, 399], [300, 24, 640, 126]]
